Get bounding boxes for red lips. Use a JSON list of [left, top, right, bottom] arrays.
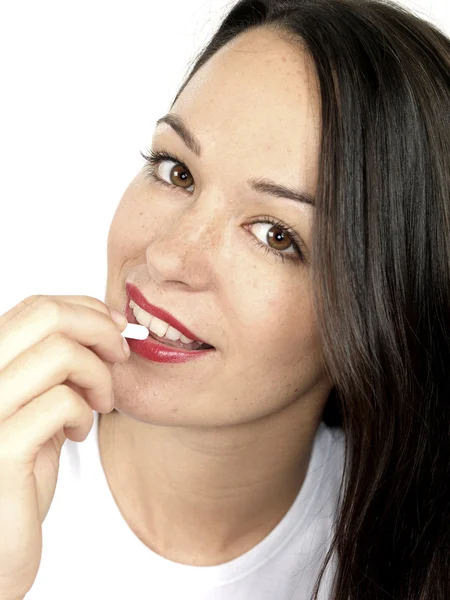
[[125, 282, 212, 347]]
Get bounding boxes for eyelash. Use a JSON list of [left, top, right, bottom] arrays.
[[140, 147, 306, 265]]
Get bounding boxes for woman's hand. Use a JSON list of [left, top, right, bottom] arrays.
[[0, 295, 129, 599]]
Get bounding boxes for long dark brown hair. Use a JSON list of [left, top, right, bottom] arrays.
[[168, 1, 450, 598]]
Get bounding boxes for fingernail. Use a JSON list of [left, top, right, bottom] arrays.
[[110, 308, 127, 328], [122, 337, 131, 356]]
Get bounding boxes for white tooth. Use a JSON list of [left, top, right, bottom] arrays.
[[133, 306, 152, 328], [149, 316, 169, 338], [131, 303, 198, 344], [180, 333, 194, 344], [165, 326, 183, 341]]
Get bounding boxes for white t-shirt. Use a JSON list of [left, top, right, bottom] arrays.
[[27, 412, 345, 600]]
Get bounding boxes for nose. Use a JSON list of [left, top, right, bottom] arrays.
[[145, 200, 222, 291]]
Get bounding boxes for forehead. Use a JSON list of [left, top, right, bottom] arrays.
[[173, 27, 320, 139], [164, 27, 321, 194]]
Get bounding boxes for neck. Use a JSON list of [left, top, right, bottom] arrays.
[[98, 402, 322, 566]]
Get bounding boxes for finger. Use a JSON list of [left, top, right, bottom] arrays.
[[0, 384, 94, 478], [0, 332, 117, 421], [0, 294, 117, 329], [0, 297, 128, 372]]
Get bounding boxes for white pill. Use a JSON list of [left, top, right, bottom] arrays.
[[121, 322, 149, 340]]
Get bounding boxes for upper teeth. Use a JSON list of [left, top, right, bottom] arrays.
[[129, 300, 196, 344]]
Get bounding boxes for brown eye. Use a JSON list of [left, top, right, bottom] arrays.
[[247, 221, 299, 260], [169, 163, 194, 189], [267, 225, 292, 251], [142, 150, 196, 193]]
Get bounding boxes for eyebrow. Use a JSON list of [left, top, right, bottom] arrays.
[[155, 113, 315, 207]]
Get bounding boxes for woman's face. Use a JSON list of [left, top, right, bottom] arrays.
[[105, 26, 332, 427]]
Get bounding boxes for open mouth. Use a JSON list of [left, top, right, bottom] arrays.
[[127, 303, 214, 352], [146, 328, 213, 351]]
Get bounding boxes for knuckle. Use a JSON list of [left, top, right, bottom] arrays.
[[88, 297, 109, 311], [74, 295, 110, 315], [37, 298, 63, 324], [19, 294, 44, 309], [23, 294, 43, 303], [45, 331, 77, 360], [46, 330, 66, 344], [52, 384, 80, 411]]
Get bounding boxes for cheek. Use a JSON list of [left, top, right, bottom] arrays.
[[240, 285, 320, 368], [107, 186, 152, 259]]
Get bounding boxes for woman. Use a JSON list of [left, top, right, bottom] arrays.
[[0, 0, 448, 598]]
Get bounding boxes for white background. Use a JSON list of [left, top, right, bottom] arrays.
[[0, 0, 448, 314]]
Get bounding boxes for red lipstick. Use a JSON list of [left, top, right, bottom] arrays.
[[126, 282, 209, 344], [124, 282, 214, 364]]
